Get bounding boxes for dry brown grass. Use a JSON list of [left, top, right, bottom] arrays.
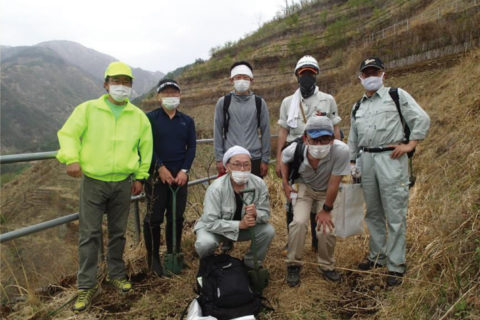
[[3, 51, 480, 320], [2, 51, 480, 319], [2, 0, 480, 316]]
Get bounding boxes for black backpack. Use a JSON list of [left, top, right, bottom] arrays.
[[223, 93, 263, 139], [352, 87, 415, 158], [287, 137, 306, 185], [196, 254, 262, 320]]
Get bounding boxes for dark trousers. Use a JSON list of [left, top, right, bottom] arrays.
[[144, 178, 187, 253], [251, 158, 262, 178]]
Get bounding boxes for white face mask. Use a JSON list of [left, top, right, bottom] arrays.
[[231, 170, 250, 185], [109, 85, 132, 102], [162, 97, 180, 110], [359, 73, 384, 91], [308, 144, 331, 159], [233, 79, 250, 93]]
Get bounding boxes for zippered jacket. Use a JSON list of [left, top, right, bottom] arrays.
[[194, 173, 270, 241], [57, 94, 153, 181]]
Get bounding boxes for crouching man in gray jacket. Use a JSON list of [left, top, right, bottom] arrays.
[[194, 146, 275, 268]]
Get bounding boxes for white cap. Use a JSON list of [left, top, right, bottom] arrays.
[[294, 55, 320, 75], [223, 146, 251, 166], [230, 65, 253, 79]]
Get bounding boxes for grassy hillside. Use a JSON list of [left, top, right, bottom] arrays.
[[1, 0, 479, 318]]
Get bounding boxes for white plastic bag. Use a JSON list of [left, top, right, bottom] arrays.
[[333, 183, 365, 239], [185, 298, 217, 320], [185, 298, 256, 320]]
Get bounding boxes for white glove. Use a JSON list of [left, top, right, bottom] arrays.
[[350, 163, 361, 178]]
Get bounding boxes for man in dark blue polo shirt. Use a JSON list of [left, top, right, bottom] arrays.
[[144, 79, 196, 276]]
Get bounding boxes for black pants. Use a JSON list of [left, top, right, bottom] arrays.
[[251, 158, 262, 178], [144, 177, 187, 253]]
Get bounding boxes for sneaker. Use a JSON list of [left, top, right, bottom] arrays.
[[73, 285, 99, 313], [286, 265, 301, 287], [358, 259, 384, 270], [106, 277, 132, 292], [386, 271, 404, 286], [322, 269, 340, 282]]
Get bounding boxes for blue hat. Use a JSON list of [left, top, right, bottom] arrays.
[[305, 116, 334, 138], [306, 129, 333, 139]]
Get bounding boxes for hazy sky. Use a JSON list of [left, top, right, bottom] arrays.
[[1, 0, 296, 73]]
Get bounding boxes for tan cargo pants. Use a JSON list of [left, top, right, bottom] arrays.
[[286, 183, 336, 271]]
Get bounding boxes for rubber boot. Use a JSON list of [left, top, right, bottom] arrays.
[[143, 222, 163, 276], [310, 212, 318, 252]]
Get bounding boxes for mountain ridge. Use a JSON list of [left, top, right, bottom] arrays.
[[1, 40, 164, 154]]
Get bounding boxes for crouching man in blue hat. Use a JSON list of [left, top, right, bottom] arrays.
[[281, 116, 350, 287]]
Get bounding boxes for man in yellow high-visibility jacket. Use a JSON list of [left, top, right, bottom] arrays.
[[56, 61, 153, 313]]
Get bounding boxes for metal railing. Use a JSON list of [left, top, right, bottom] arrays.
[[0, 139, 214, 165], [0, 136, 277, 243], [0, 176, 216, 244]]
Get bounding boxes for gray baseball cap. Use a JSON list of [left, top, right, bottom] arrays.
[[304, 116, 334, 138]]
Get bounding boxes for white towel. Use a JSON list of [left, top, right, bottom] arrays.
[[286, 87, 319, 128], [286, 89, 302, 128]]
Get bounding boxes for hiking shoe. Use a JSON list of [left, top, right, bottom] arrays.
[[358, 259, 384, 270], [106, 277, 132, 292], [286, 265, 301, 287], [386, 271, 404, 286], [73, 285, 99, 313], [322, 269, 340, 282]]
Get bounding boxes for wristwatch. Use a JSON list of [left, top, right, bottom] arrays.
[[181, 169, 189, 174], [322, 203, 333, 212]]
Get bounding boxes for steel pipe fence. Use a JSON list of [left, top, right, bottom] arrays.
[[0, 136, 278, 243], [0, 175, 217, 244]]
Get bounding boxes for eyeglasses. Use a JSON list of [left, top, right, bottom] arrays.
[[229, 161, 251, 170], [307, 136, 333, 145]]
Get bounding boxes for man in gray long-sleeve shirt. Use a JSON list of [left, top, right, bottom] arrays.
[[214, 61, 270, 178]]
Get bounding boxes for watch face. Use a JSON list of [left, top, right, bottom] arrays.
[[323, 204, 333, 211]]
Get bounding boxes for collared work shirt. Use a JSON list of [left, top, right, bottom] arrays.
[[282, 140, 351, 191], [278, 90, 341, 142], [194, 174, 270, 241], [347, 86, 430, 160]]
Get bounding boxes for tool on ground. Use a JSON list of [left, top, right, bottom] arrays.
[[164, 185, 184, 275], [239, 188, 269, 295]]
